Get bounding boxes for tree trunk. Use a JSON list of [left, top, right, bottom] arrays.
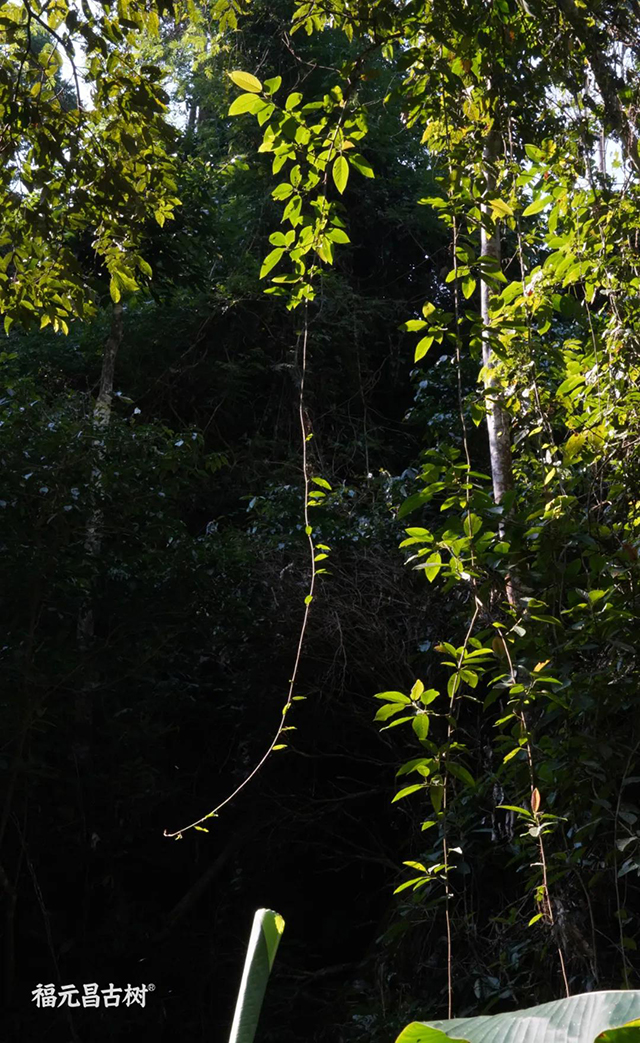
[[480, 127, 521, 608], [187, 98, 198, 134], [480, 129, 513, 508], [75, 301, 124, 760]]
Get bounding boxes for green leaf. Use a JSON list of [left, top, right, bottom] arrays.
[[524, 143, 545, 162], [285, 92, 302, 109], [381, 715, 414, 730], [564, 432, 587, 462], [395, 991, 640, 1043], [410, 679, 425, 701], [349, 153, 375, 177], [563, 261, 590, 286], [228, 70, 262, 93], [272, 183, 293, 200], [447, 762, 475, 788], [523, 195, 553, 216], [398, 492, 428, 519], [229, 93, 264, 116], [503, 747, 525, 763], [394, 876, 429, 894], [430, 781, 444, 814], [463, 513, 482, 538], [392, 783, 426, 803], [598, 1026, 640, 1042], [260, 249, 284, 279], [412, 715, 430, 740], [397, 757, 432, 777], [415, 336, 434, 361], [110, 277, 121, 303], [228, 909, 285, 1043], [374, 691, 411, 703], [557, 373, 585, 397], [422, 551, 442, 583], [282, 195, 302, 223], [311, 476, 332, 490], [588, 590, 606, 603], [462, 277, 476, 299], [375, 702, 409, 721], [332, 155, 349, 194], [470, 401, 484, 427], [420, 689, 439, 706], [114, 269, 138, 293], [395, 1026, 455, 1042], [264, 76, 282, 95], [316, 238, 334, 264], [490, 198, 514, 217], [447, 673, 460, 699]]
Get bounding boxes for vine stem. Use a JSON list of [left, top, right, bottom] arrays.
[[164, 305, 316, 838], [164, 71, 364, 838], [498, 631, 570, 996]]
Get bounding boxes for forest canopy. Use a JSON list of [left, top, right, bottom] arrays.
[[2, 0, 640, 1040]]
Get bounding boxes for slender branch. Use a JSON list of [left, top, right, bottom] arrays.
[[23, 1, 83, 111], [498, 631, 570, 997], [164, 304, 316, 838], [12, 1, 32, 105]]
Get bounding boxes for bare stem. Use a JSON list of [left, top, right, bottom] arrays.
[[164, 305, 316, 838]]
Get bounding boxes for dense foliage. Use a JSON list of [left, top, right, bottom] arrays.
[[2, 0, 640, 1041]]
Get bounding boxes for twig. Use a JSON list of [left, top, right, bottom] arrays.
[[23, 1, 83, 111], [164, 303, 316, 838]]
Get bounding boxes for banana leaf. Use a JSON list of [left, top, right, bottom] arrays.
[[228, 908, 285, 1043], [395, 991, 640, 1043]]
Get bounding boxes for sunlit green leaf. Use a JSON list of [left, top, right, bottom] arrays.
[[228, 70, 263, 93]]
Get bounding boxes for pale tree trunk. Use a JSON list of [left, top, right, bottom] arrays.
[[187, 98, 198, 134], [480, 128, 519, 607], [75, 301, 124, 761], [598, 128, 607, 177], [480, 130, 513, 508]]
